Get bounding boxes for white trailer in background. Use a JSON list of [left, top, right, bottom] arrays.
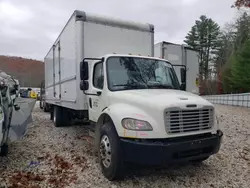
[[154, 41, 200, 94]]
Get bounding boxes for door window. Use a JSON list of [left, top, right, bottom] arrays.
[[93, 62, 104, 89]]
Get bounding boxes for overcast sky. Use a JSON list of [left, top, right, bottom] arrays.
[[0, 0, 239, 60]]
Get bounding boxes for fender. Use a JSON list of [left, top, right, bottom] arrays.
[[103, 103, 156, 136], [93, 103, 159, 154]]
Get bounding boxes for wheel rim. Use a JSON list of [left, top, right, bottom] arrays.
[[100, 135, 112, 168]]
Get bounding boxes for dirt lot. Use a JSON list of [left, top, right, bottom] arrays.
[[0, 103, 249, 188]]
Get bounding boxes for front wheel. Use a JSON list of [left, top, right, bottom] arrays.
[[192, 156, 209, 163], [99, 123, 124, 180]]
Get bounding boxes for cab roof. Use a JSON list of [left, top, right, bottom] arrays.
[[102, 54, 170, 62]]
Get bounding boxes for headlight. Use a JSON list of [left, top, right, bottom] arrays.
[[122, 118, 153, 131]]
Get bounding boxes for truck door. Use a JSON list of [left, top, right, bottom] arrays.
[[88, 61, 105, 122]]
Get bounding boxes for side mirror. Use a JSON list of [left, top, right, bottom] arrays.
[[80, 61, 89, 80], [80, 80, 89, 91], [180, 67, 186, 84]]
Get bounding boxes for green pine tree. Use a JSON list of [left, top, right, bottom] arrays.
[[184, 15, 220, 80], [234, 12, 250, 51], [229, 39, 250, 92]]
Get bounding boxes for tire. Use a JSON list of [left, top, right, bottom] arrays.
[[53, 106, 70, 127], [53, 106, 63, 127], [62, 108, 71, 126], [0, 143, 8, 157], [99, 122, 124, 180], [192, 156, 209, 163]]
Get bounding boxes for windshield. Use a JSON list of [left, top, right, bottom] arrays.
[[106, 56, 180, 91]]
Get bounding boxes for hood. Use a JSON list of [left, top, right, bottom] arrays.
[[109, 89, 212, 110]]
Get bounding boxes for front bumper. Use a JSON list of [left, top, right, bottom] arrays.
[[120, 130, 223, 165]]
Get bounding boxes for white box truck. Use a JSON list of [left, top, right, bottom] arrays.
[[155, 41, 200, 94], [44, 10, 223, 180]]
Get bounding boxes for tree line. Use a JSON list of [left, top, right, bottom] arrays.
[[184, 1, 250, 94]]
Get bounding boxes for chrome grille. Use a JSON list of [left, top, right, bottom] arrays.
[[165, 107, 214, 134]]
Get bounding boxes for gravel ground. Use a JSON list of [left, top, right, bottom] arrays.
[[0, 103, 249, 188]]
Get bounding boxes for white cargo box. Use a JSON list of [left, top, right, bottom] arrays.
[[44, 10, 154, 110], [154, 41, 199, 94]]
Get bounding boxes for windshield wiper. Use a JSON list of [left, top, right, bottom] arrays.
[[147, 84, 173, 89], [113, 84, 147, 90]]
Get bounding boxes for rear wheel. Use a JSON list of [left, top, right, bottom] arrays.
[[53, 106, 70, 127], [99, 122, 124, 180], [53, 106, 63, 127]]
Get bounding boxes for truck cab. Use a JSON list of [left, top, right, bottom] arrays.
[[44, 10, 222, 180], [79, 54, 223, 180]]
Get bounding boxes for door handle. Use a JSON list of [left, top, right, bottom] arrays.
[[89, 98, 92, 108]]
